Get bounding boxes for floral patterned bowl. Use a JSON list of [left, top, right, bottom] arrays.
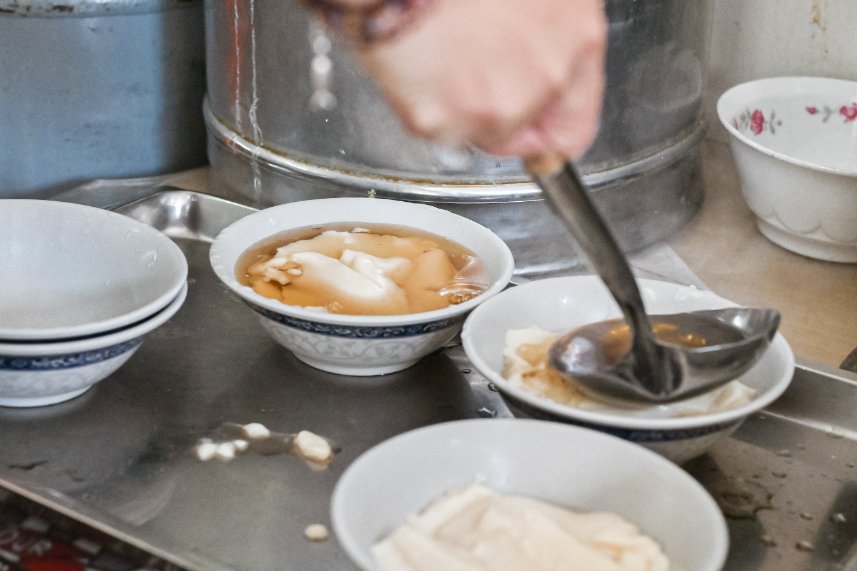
[[209, 198, 515, 376], [461, 276, 795, 464], [717, 76, 857, 262]]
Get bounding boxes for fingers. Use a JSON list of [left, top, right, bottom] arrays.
[[486, 46, 606, 159], [477, 13, 607, 159], [422, 60, 604, 159], [356, 0, 607, 160]]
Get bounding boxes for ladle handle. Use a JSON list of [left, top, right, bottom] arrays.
[[524, 153, 679, 395], [523, 154, 651, 334]]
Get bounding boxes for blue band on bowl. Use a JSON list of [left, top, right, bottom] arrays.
[[246, 302, 464, 339], [504, 395, 740, 443], [0, 338, 143, 371]]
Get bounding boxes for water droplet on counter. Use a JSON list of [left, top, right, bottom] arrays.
[[487, 383, 498, 392], [826, 427, 845, 439], [460, 368, 471, 374], [848, 462, 856, 468], [776, 449, 792, 457], [799, 512, 813, 521], [795, 540, 815, 552], [831, 513, 847, 524], [760, 535, 777, 547], [772, 470, 788, 478], [711, 477, 773, 519]]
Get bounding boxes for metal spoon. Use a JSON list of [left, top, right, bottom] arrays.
[[525, 154, 780, 403]]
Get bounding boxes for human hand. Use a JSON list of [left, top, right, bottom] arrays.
[[317, 0, 607, 160]]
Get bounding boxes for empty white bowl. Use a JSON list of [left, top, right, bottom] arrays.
[[717, 76, 857, 262], [0, 282, 187, 407], [0, 200, 188, 340], [332, 419, 728, 571], [461, 276, 795, 464], [209, 198, 515, 376]]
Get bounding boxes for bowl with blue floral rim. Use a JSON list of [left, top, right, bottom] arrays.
[[461, 275, 794, 464], [0, 283, 187, 408], [210, 197, 515, 376]]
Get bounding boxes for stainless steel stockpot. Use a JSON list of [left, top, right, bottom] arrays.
[[205, 0, 711, 275]]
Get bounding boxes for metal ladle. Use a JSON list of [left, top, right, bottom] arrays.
[[525, 154, 780, 403]]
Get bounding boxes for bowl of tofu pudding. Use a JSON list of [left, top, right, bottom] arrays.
[[461, 276, 795, 464], [209, 198, 515, 376], [332, 419, 729, 571]]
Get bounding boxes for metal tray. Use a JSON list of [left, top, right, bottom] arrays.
[[2, 189, 857, 570]]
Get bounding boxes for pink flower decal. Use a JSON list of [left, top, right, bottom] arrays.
[[736, 101, 857, 133], [840, 103, 857, 122], [750, 109, 765, 135], [733, 108, 781, 135]]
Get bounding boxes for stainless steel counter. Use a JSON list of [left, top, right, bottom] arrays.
[[5, 136, 857, 571], [2, 147, 857, 570]]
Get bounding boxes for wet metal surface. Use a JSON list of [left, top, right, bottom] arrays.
[[1, 190, 856, 570]]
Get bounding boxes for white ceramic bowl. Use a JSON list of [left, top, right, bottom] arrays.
[[0, 200, 188, 340], [461, 276, 795, 464], [717, 76, 857, 262], [0, 282, 187, 408], [332, 418, 728, 571], [209, 198, 515, 376]]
